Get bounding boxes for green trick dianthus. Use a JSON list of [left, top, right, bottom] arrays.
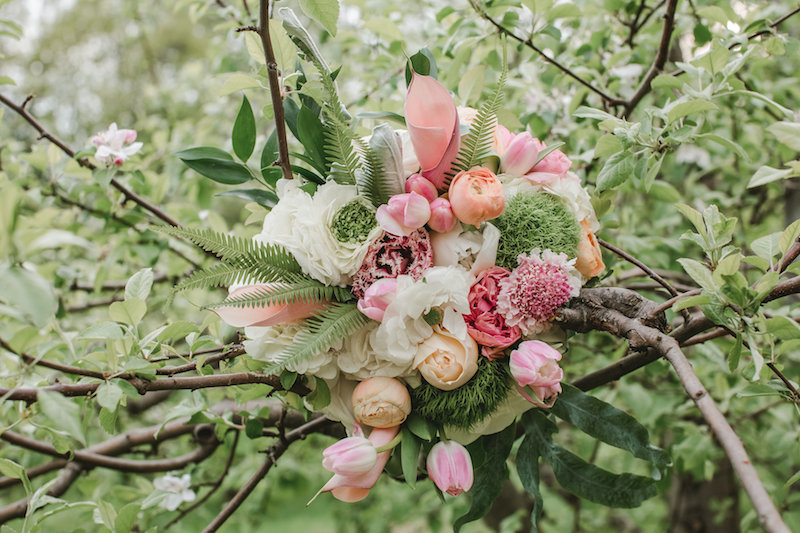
[[330, 199, 377, 244], [411, 357, 511, 430], [493, 191, 581, 269]]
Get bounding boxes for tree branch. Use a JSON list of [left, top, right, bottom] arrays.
[[257, 0, 293, 180], [621, 0, 679, 117], [202, 415, 334, 533], [469, 1, 625, 107], [0, 92, 180, 227]]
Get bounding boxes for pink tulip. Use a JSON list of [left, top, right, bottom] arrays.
[[493, 124, 514, 156], [356, 278, 399, 322], [319, 425, 400, 502], [427, 198, 457, 233], [448, 167, 505, 227], [213, 285, 324, 327], [322, 434, 378, 476], [509, 341, 564, 408], [426, 441, 473, 496], [524, 140, 572, 185], [405, 72, 460, 190], [376, 192, 431, 236], [404, 174, 439, 203], [499, 132, 540, 177]]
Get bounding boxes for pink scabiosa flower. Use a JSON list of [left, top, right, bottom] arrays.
[[464, 266, 521, 359], [351, 229, 433, 299], [497, 249, 581, 335], [322, 432, 378, 476], [426, 441, 474, 496], [509, 340, 564, 408], [91, 123, 142, 166]]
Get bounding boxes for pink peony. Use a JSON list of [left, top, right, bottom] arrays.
[[497, 249, 581, 335], [464, 267, 521, 359], [351, 229, 433, 298]]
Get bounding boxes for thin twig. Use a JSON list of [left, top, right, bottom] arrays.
[[164, 431, 241, 529], [0, 337, 107, 380], [202, 416, 333, 533], [470, 1, 625, 107], [598, 238, 681, 297], [257, 0, 293, 180], [65, 295, 124, 313], [621, 0, 679, 117], [0, 92, 180, 227]]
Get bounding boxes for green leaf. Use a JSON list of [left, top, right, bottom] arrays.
[[245, 418, 264, 439], [454, 424, 515, 532], [551, 384, 670, 468], [297, 105, 328, 173], [667, 99, 718, 124], [299, 0, 339, 36], [693, 23, 712, 46], [357, 123, 402, 206], [96, 381, 124, 411], [651, 74, 683, 90], [38, 390, 86, 446], [79, 321, 124, 340], [779, 219, 800, 254], [458, 65, 486, 106], [109, 298, 146, 326], [677, 258, 715, 290], [675, 203, 705, 236], [114, 503, 141, 533], [0, 75, 15, 85], [217, 188, 278, 208], [405, 413, 436, 441], [751, 232, 781, 261], [177, 147, 252, 185], [307, 376, 331, 409], [672, 293, 711, 312], [764, 316, 800, 340], [596, 151, 634, 192], [0, 458, 32, 495], [747, 165, 792, 188], [157, 321, 200, 343], [0, 264, 56, 328], [594, 135, 623, 158], [518, 411, 556, 532], [125, 268, 153, 301], [767, 121, 800, 151], [729, 333, 743, 372], [694, 133, 748, 161], [260, 130, 279, 181], [548, 444, 657, 507], [232, 95, 256, 162], [400, 428, 421, 488], [280, 370, 297, 390]]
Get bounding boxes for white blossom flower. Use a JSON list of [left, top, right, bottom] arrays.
[[244, 323, 338, 380], [333, 322, 411, 379], [153, 474, 196, 511], [91, 123, 143, 166], [370, 266, 472, 369], [255, 180, 381, 286]]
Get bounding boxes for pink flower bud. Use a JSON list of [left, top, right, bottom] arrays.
[[427, 198, 457, 233], [499, 132, 539, 177], [376, 192, 431, 236], [404, 174, 438, 203], [322, 435, 378, 476], [426, 441, 473, 496], [509, 340, 564, 408], [357, 278, 399, 322], [447, 167, 505, 228]]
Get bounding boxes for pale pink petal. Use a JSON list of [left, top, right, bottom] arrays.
[[421, 119, 460, 190], [402, 192, 431, 227], [213, 285, 324, 327], [322, 426, 399, 500], [376, 204, 410, 236]]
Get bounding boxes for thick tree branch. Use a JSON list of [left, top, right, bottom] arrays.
[[257, 0, 293, 180], [559, 289, 790, 532], [202, 415, 334, 533]]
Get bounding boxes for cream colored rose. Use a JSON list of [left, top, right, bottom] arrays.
[[413, 327, 479, 391], [351, 377, 411, 428]]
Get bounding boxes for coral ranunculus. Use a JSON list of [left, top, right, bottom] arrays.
[[464, 267, 521, 359], [575, 218, 605, 279], [448, 167, 505, 228]]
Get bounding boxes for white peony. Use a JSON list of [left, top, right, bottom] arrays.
[[244, 323, 339, 380], [430, 222, 499, 275], [545, 173, 599, 232], [255, 180, 381, 286], [333, 322, 413, 379], [370, 266, 472, 369]]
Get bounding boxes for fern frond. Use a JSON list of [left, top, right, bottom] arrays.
[[209, 279, 353, 309], [264, 303, 369, 375], [354, 137, 387, 207], [448, 66, 508, 181], [172, 262, 271, 295], [322, 113, 361, 185], [154, 226, 256, 260]]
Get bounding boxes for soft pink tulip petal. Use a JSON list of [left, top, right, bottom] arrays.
[[428, 198, 457, 233], [426, 441, 474, 496], [321, 426, 400, 501], [376, 204, 409, 236], [214, 285, 324, 327], [405, 73, 459, 189], [405, 174, 438, 203], [403, 192, 432, 226]]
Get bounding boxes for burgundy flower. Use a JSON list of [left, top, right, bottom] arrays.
[[351, 229, 433, 298], [464, 266, 521, 360]]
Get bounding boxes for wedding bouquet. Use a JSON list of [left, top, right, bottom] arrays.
[[166, 52, 605, 504]]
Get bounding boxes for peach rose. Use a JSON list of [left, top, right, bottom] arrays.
[[574, 218, 604, 279], [447, 167, 505, 228], [413, 327, 479, 391], [351, 377, 411, 428]]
